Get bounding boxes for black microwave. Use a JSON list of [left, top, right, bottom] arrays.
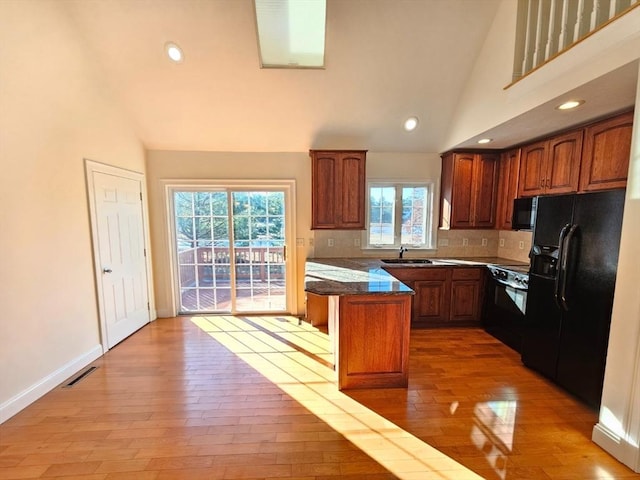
[[512, 197, 537, 231]]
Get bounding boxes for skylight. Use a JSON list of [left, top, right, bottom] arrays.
[[254, 0, 326, 69]]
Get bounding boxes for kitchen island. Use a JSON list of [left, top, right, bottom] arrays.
[[304, 258, 414, 390]]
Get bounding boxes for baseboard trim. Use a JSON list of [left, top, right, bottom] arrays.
[[156, 308, 175, 318], [593, 422, 640, 473], [0, 344, 104, 424]]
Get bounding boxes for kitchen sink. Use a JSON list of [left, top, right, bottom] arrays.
[[381, 258, 434, 264]]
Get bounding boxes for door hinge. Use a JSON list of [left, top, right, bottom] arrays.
[[143, 248, 146, 257], [147, 302, 150, 311], [139, 192, 143, 201]]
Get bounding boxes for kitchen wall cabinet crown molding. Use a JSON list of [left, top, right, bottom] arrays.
[[439, 151, 500, 230], [310, 150, 367, 230]]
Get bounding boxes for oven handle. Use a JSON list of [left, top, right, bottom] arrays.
[[493, 278, 528, 291]]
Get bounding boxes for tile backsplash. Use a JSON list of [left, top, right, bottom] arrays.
[[312, 229, 532, 262]]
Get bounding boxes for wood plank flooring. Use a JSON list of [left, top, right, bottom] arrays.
[[1, 316, 639, 479]]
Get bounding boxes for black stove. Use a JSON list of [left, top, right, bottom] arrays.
[[487, 264, 529, 291], [483, 263, 530, 353]]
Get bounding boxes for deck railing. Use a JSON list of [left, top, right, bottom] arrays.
[[513, 0, 639, 81], [178, 247, 285, 287]]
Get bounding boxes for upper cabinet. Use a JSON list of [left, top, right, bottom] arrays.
[[440, 151, 499, 229], [518, 130, 583, 197], [579, 111, 634, 192], [310, 150, 366, 230], [496, 148, 521, 230]]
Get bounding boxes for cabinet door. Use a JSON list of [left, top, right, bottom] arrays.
[[518, 141, 547, 197], [496, 149, 521, 230], [579, 111, 633, 192], [311, 153, 338, 229], [413, 279, 450, 326], [339, 152, 366, 228], [310, 150, 366, 229], [473, 153, 499, 228], [450, 153, 476, 228], [450, 268, 483, 324], [545, 130, 582, 194]]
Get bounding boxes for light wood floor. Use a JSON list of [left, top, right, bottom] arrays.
[[1, 316, 639, 480]]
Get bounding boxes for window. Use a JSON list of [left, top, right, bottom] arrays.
[[367, 182, 435, 249]]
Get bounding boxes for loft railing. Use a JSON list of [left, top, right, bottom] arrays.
[[513, 0, 639, 81]]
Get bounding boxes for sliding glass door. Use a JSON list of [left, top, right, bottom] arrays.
[[173, 189, 287, 313]]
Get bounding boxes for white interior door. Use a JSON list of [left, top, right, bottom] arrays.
[[88, 164, 150, 349]]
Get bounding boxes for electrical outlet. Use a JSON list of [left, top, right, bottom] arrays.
[[309, 238, 314, 247], [500, 238, 505, 247], [462, 238, 469, 246], [519, 241, 525, 249], [481, 238, 488, 247], [354, 238, 360, 247], [438, 238, 449, 247], [328, 238, 334, 247], [296, 238, 305, 247]]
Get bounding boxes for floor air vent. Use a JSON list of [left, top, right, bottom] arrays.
[[63, 366, 98, 388]]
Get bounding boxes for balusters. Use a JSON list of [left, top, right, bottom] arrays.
[[545, 0, 560, 60], [515, 0, 636, 80]]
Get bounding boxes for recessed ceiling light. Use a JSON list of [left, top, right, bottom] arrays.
[[165, 42, 184, 63], [404, 116, 419, 131], [556, 99, 585, 110], [477, 138, 492, 144]]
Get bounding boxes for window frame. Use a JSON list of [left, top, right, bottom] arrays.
[[364, 180, 437, 251]]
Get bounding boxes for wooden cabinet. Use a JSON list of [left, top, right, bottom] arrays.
[[333, 293, 412, 389], [440, 152, 500, 229], [310, 150, 366, 229], [305, 292, 328, 327], [579, 111, 634, 192], [385, 266, 484, 327], [495, 148, 521, 230], [518, 130, 583, 197], [450, 268, 483, 322], [411, 269, 450, 324]]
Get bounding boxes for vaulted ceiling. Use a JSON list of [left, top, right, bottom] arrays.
[[62, 0, 636, 153]]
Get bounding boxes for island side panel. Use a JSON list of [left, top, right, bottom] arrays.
[[336, 294, 411, 390]]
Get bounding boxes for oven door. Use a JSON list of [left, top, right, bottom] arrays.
[[483, 278, 528, 353]]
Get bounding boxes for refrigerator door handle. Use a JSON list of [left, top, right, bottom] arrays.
[[554, 224, 572, 309], [558, 224, 579, 311]]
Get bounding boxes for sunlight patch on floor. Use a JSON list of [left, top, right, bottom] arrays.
[[190, 315, 484, 480]]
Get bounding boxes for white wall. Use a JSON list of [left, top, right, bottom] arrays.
[[0, 1, 145, 421], [593, 63, 640, 473]]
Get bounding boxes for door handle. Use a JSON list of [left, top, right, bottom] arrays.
[[102, 268, 113, 274], [554, 224, 571, 309], [558, 224, 578, 311]]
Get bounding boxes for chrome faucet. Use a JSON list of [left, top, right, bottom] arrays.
[[399, 246, 408, 258]]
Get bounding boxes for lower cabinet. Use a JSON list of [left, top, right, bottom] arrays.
[[450, 268, 483, 323], [305, 292, 328, 326], [385, 266, 484, 327]]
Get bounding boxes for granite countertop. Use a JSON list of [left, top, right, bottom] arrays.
[[304, 257, 529, 296], [304, 258, 414, 296]]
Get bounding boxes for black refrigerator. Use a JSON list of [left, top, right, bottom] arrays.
[[521, 189, 626, 409]]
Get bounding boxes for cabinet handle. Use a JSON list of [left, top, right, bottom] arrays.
[[540, 178, 544, 188], [546, 178, 551, 188]]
